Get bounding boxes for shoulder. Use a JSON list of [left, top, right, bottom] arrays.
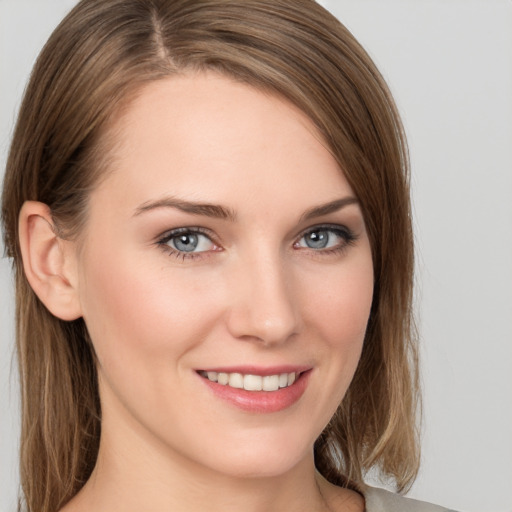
[[362, 485, 458, 512]]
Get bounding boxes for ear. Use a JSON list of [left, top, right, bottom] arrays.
[[18, 201, 82, 321]]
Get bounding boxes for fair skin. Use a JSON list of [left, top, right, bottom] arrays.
[[20, 73, 372, 512]]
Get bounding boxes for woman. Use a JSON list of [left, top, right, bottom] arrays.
[[1, 1, 456, 511]]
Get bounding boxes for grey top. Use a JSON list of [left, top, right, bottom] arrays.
[[364, 486, 457, 512]]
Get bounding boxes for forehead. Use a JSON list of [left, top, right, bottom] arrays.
[[90, 72, 354, 218]]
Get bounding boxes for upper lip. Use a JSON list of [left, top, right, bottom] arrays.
[[196, 365, 312, 376]]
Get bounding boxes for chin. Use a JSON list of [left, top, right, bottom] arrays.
[[182, 427, 315, 480], [207, 453, 308, 481]]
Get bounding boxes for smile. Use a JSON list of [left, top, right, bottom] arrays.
[[199, 370, 298, 391], [196, 366, 312, 413]]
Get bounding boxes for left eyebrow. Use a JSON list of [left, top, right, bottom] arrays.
[[299, 196, 359, 222], [133, 196, 237, 221]]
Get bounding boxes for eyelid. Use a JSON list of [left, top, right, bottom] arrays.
[[155, 226, 222, 261], [294, 223, 358, 251], [157, 226, 218, 244], [297, 223, 354, 240]]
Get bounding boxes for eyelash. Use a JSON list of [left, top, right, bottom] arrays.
[[156, 227, 219, 261], [156, 224, 358, 262], [296, 225, 358, 256]]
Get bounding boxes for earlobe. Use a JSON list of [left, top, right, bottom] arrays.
[[18, 201, 82, 321]]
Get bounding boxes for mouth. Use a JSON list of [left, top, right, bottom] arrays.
[[198, 370, 302, 392], [196, 367, 312, 413]]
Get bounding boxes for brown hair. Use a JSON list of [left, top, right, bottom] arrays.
[[1, 1, 419, 511]]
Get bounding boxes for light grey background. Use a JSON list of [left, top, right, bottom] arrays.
[[1, 1, 511, 511]]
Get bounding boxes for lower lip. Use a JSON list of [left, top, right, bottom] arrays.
[[198, 371, 311, 413]]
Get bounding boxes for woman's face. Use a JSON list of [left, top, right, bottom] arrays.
[[74, 73, 374, 479]]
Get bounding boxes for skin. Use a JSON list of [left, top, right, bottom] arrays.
[[26, 73, 373, 511]]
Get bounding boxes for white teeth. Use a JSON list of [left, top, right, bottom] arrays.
[[217, 372, 229, 385], [262, 375, 279, 391], [228, 373, 244, 389], [207, 371, 218, 382], [201, 370, 301, 391], [244, 374, 263, 391]]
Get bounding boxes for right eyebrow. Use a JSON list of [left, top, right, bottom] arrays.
[[132, 196, 237, 222], [299, 196, 359, 222]]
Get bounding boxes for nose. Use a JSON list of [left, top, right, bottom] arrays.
[[225, 251, 300, 346]]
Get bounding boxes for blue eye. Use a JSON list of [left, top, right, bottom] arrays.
[[158, 228, 216, 256], [296, 226, 355, 251]]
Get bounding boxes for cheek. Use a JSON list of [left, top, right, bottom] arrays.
[[303, 254, 374, 347], [325, 278, 373, 344], [77, 249, 228, 440], [77, 247, 222, 373], [300, 250, 374, 394]]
